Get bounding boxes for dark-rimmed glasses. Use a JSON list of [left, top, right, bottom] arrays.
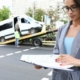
[[63, 5, 79, 12]]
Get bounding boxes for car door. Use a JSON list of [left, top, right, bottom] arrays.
[[19, 18, 31, 35]]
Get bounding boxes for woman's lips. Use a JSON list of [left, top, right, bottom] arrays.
[[69, 15, 74, 18]]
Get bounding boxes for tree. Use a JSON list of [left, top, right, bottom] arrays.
[[25, 8, 33, 17], [25, 8, 45, 21], [34, 8, 45, 21], [0, 6, 11, 21], [59, 12, 69, 24], [47, 8, 59, 27]]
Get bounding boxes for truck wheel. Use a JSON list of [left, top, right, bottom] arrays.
[[29, 28, 36, 34], [0, 37, 5, 42], [32, 38, 42, 46]]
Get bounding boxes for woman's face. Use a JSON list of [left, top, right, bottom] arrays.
[[64, 0, 80, 21]]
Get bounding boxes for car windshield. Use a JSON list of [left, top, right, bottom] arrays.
[[26, 16, 36, 22]]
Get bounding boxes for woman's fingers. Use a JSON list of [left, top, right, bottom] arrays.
[[55, 54, 69, 64]]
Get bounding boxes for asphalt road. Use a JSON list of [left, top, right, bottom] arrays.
[[0, 44, 54, 80]]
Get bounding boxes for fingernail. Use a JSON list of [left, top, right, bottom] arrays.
[[55, 59, 58, 62], [60, 64, 63, 66]]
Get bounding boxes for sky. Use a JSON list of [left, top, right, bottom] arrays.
[[0, 0, 12, 8], [0, 0, 63, 7], [0, 0, 63, 10]]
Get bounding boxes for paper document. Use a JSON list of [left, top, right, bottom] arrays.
[[20, 54, 73, 71]]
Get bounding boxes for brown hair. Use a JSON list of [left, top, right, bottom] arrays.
[[74, 0, 80, 7], [64, 0, 80, 7]]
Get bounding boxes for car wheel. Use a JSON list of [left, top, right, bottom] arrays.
[[29, 28, 36, 34]]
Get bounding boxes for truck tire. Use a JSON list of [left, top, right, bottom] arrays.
[[32, 38, 42, 46]]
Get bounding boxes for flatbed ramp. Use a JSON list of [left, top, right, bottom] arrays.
[[0, 25, 57, 45]]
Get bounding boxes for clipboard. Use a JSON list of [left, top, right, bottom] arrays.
[[20, 54, 74, 71]]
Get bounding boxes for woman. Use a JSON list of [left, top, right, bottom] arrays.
[[34, 0, 80, 80]]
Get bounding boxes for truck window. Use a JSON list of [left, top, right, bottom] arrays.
[[0, 22, 12, 31], [21, 18, 30, 24]]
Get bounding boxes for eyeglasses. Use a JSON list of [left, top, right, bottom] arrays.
[[63, 5, 79, 12]]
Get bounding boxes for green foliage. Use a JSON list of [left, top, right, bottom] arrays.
[[34, 9, 45, 21], [60, 19, 68, 24], [0, 6, 11, 21], [25, 8, 45, 21], [25, 8, 33, 17], [47, 9, 59, 26]]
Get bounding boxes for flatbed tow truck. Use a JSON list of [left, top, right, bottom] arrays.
[[0, 25, 57, 46]]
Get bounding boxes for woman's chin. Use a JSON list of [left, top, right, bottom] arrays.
[[69, 18, 75, 21]]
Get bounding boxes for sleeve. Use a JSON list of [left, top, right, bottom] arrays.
[[53, 25, 64, 55]]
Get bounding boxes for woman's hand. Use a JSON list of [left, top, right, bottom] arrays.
[[34, 65, 42, 69], [55, 54, 80, 67]]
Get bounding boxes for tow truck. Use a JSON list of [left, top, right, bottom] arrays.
[[0, 25, 57, 46]]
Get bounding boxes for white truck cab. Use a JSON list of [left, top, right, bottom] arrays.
[[15, 15, 42, 34]]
